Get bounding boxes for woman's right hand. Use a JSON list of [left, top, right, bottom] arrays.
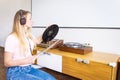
[[27, 55, 38, 64]]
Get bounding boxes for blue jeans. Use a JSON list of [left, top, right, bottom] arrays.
[[6, 65, 56, 80]]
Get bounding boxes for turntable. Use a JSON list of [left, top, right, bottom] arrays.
[[37, 24, 63, 48], [59, 42, 92, 55]]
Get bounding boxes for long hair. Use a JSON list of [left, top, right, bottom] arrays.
[[11, 9, 34, 56]]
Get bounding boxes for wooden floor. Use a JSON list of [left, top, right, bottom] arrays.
[[0, 47, 6, 80], [117, 63, 120, 80], [40, 67, 80, 80]]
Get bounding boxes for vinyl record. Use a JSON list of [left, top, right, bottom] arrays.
[[42, 24, 59, 43]]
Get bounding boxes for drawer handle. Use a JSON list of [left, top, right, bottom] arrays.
[[76, 58, 83, 62], [43, 52, 51, 55], [76, 58, 90, 64], [83, 60, 90, 64], [37, 51, 51, 55], [108, 62, 116, 67]]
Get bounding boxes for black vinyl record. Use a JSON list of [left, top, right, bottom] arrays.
[[42, 24, 59, 43]]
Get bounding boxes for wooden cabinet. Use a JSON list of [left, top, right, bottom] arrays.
[[34, 47, 119, 80], [61, 52, 119, 80], [63, 56, 113, 80]]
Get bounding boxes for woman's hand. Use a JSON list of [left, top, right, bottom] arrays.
[[27, 55, 38, 64]]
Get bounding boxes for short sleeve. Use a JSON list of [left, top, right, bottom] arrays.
[[4, 35, 19, 53]]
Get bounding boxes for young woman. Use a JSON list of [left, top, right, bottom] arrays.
[[4, 9, 56, 80]]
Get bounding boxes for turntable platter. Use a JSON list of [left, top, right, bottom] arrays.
[[64, 42, 83, 48], [59, 42, 93, 54]]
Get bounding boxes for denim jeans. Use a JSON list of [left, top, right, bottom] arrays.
[[6, 65, 56, 80]]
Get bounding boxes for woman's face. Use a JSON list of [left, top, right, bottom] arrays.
[[25, 13, 33, 28]]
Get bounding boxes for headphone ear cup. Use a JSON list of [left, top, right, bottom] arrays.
[[19, 9, 26, 25], [20, 17, 26, 25]]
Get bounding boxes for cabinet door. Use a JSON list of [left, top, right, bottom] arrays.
[[62, 56, 113, 80], [37, 53, 62, 72]]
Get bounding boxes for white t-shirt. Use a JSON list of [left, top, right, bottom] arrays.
[[5, 34, 35, 66]]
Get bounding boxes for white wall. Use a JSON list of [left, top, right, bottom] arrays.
[[0, 0, 31, 47], [32, 0, 120, 27]]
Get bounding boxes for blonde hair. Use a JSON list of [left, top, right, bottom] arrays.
[[11, 9, 34, 56]]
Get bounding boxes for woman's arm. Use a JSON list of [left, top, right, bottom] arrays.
[[36, 35, 43, 44], [4, 51, 37, 67]]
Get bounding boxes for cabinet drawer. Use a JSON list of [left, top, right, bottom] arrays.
[[62, 56, 113, 80], [37, 53, 62, 72]]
